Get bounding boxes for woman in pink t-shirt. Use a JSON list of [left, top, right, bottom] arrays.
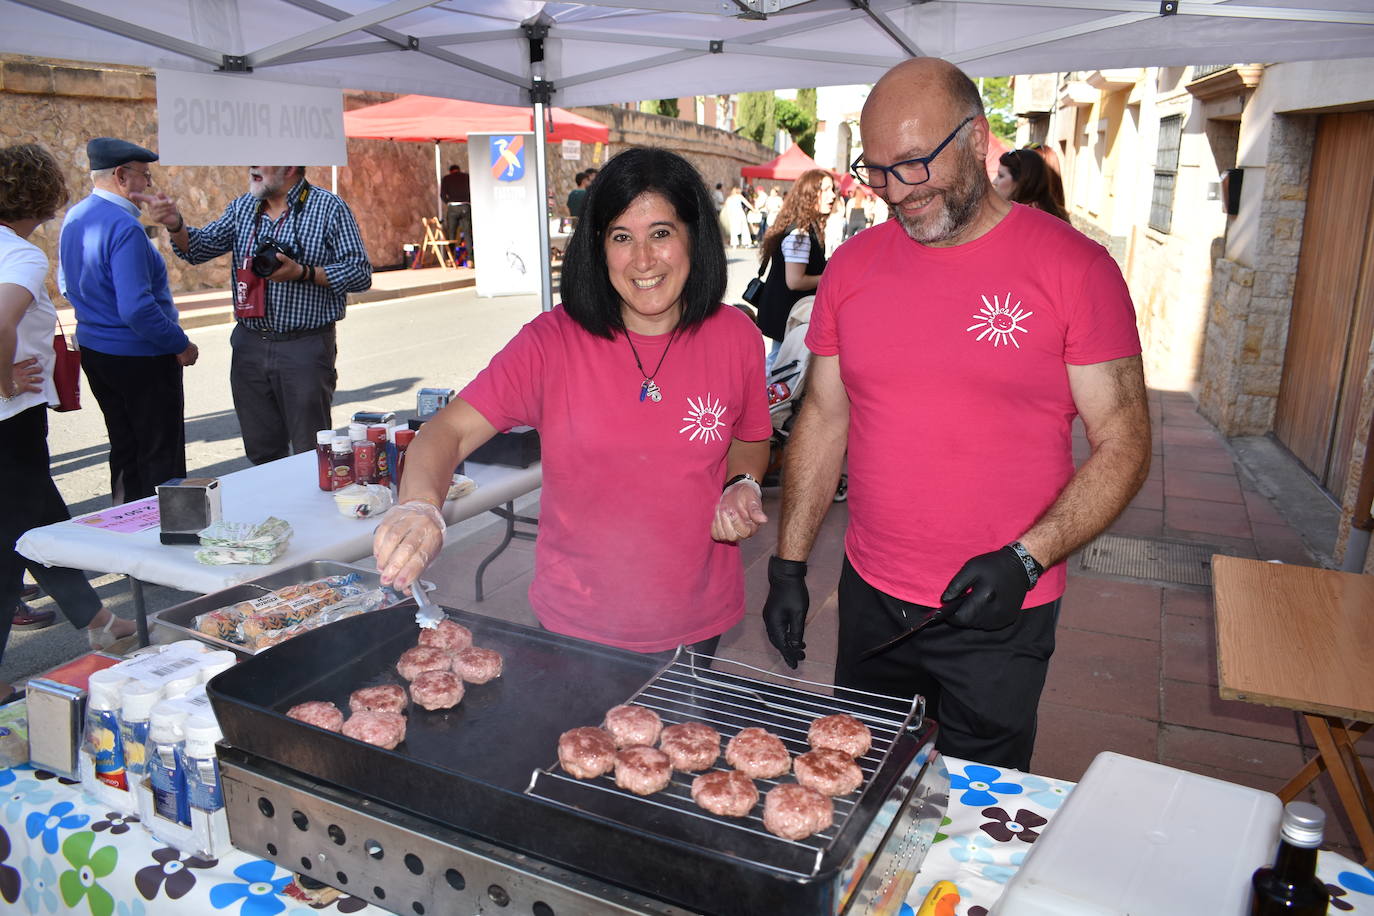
[[374, 148, 773, 654]]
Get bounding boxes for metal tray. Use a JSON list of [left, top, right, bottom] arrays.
[[150, 560, 433, 657]]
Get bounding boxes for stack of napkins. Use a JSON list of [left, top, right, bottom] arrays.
[[194, 517, 293, 565]]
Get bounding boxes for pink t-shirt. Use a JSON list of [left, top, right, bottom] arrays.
[[460, 305, 771, 652], [808, 204, 1141, 606]]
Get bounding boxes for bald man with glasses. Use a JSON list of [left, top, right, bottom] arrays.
[[760, 59, 1150, 771], [59, 138, 198, 505]]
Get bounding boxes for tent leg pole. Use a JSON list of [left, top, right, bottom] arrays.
[[434, 142, 443, 219], [533, 101, 553, 313]]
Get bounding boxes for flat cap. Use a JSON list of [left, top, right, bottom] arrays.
[[87, 138, 158, 171]]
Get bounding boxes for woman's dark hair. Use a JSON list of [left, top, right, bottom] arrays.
[[561, 147, 726, 338], [759, 169, 833, 266], [0, 143, 69, 223], [999, 148, 1070, 223]]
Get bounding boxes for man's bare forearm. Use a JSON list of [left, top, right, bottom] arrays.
[[777, 400, 849, 562]]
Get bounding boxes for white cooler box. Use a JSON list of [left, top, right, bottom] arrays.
[[995, 751, 1282, 915]]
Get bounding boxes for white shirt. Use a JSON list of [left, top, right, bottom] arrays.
[[0, 225, 58, 420]]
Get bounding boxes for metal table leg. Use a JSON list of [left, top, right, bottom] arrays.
[[128, 576, 150, 648], [474, 501, 539, 602]]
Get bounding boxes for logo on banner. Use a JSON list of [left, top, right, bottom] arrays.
[[490, 136, 525, 182]]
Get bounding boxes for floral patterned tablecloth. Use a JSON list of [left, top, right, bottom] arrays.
[[0, 757, 1370, 916]]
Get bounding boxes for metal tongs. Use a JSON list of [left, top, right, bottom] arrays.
[[858, 602, 956, 660], [411, 580, 443, 630]]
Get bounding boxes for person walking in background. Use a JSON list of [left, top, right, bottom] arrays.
[[824, 189, 848, 258], [754, 170, 835, 366], [2, 143, 140, 689], [763, 186, 784, 239], [724, 186, 751, 249], [146, 166, 372, 465], [749, 186, 767, 244], [993, 148, 1071, 223], [440, 163, 472, 249], [712, 182, 726, 210], [844, 190, 869, 240], [761, 58, 1149, 771], [58, 138, 198, 505], [567, 170, 590, 219]]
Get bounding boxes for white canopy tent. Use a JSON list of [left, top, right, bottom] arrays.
[[7, 0, 1374, 309]]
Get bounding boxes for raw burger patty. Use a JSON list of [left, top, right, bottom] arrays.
[[614, 745, 672, 796], [410, 670, 464, 710], [396, 646, 453, 681], [794, 748, 864, 796], [453, 647, 503, 684], [418, 618, 473, 652], [763, 783, 834, 840], [691, 770, 759, 817], [341, 710, 407, 749], [659, 722, 721, 772], [558, 727, 617, 779], [603, 704, 663, 749], [808, 714, 872, 758], [286, 701, 343, 732], [725, 727, 791, 779], [349, 684, 408, 715]]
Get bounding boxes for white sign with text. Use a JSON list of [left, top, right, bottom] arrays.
[[155, 71, 346, 166]]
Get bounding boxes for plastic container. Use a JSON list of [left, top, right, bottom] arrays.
[[367, 425, 391, 487], [179, 715, 224, 814], [84, 669, 129, 790], [198, 651, 237, 684], [163, 671, 201, 700], [146, 702, 190, 826], [118, 680, 162, 783], [994, 752, 1283, 916], [354, 440, 378, 485], [393, 427, 416, 488], [330, 436, 355, 490], [315, 429, 334, 491]]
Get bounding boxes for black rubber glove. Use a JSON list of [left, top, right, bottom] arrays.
[[940, 546, 1033, 631], [762, 556, 809, 668]]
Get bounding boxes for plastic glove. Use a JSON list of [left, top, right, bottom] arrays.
[[373, 499, 445, 590], [940, 546, 1033, 631], [762, 556, 809, 668], [711, 478, 768, 542]]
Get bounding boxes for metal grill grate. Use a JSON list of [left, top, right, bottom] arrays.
[[1079, 534, 1233, 586]]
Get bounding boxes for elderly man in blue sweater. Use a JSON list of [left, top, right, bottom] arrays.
[[59, 138, 198, 505]]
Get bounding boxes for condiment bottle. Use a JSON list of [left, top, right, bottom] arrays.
[[331, 435, 355, 490], [393, 427, 416, 488], [146, 702, 190, 825], [315, 429, 334, 491], [179, 715, 225, 815], [354, 439, 378, 486], [367, 425, 391, 487], [1249, 801, 1330, 915], [85, 669, 129, 790], [118, 680, 163, 783]]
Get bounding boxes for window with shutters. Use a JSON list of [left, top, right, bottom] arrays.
[[1150, 115, 1184, 233]]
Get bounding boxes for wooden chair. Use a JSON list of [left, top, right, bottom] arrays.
[[418, 216, 468, 269]]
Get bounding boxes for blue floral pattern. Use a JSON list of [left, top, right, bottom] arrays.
[[209, 860, 291, 916], [4, 774, 54, 823], [947, 833, 998, 864], [21, 855, 59, 913], [1019, 774, 1071, 809], [1338, 865, 1374, 897], [949, 764, 1023, 807], [25, 800, 89, 854]]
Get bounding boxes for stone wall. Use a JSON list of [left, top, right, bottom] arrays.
[[1, 56, 772, 295], [1197, 113, 1314, 434]]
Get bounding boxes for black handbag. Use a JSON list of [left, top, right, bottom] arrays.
[[741, 260, 766, 306]]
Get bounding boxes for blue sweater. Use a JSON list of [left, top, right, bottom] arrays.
[[59, 193, 189, 356]]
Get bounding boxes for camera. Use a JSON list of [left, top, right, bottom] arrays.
[[251, 238, 296, 277]]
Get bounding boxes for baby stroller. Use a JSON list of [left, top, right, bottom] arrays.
[[763, 296, 847, 501]]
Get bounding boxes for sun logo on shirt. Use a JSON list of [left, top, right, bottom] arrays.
[[680, 394, 727, 443], [967, 294, 1033, 348]]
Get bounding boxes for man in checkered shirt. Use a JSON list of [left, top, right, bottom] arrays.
[[147, 166, 371, 464]]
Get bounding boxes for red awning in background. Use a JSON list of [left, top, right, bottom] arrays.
[[740, 143, 826, 181], [344, 94, 610, 144]]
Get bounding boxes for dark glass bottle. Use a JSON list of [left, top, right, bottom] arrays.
[[1249, 801, 1330, 915]]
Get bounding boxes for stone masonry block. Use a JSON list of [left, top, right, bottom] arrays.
[[51, 66, 106, 97], [1242, 364, 1282, 397], [1, 61, 55, 94]]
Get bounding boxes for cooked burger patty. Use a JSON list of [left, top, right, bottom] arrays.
[[614, 745, 673, 796], [725, 727, 791, 779], [794, 748, 864, 796], [410, 670, 464, 710], [763, 783, 834, 840], [603, 704, 663, 749], [659, 722, 721, 772], [341, 710, 407, 749], [453, 646, 503, 684], [417, 618, 473, 652], [808, 713, 872, 758], [348, 684, 408, 715], [396, 646, 453, 682], [690, 770, 759, 817], [558, 726, 617, 779], [286, 701, 343, 732]]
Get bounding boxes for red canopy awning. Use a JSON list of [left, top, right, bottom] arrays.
[[344, 95, 610, 144], [741, 143, 825, 181]]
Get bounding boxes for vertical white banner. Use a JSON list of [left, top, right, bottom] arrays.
[[470, 132, 541, 298]]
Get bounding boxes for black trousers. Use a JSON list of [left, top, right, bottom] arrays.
[[80, 347, 186, 504], [230, 323, 337, 465], [835, 556, 1059, 771], [1, 405, 102, 662]]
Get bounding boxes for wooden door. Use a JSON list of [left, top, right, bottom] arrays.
[[1274, 112, 1374, 493]]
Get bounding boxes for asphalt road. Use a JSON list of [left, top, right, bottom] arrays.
[[4, 248, 765, 687]]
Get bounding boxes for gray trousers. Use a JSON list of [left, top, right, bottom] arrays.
[[230, 323, 337, 465]]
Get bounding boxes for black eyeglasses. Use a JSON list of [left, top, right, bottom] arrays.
[[850, 116, 975, 189]]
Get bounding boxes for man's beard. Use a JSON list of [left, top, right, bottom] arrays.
[[249, 172, 283, 200], [894, 144, 985, 245]]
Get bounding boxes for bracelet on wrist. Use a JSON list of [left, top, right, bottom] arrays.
[[168, 215, 185, 233], [1005, 541, 1044, 588], [723, 473, 759, 493]]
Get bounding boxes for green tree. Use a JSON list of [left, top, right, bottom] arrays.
[[775, 94, 817, 155], [980, 76, 1015, 144], [638, 98, 680, 118], [737, 91, 776, 145], [795, 88, 817, 156]]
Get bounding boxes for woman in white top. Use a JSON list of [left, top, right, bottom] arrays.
[[1, 143, 137, 698], [724, 186, 752, 249]]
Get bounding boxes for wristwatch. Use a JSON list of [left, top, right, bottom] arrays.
[[723, 473, 760, 493], [1006, 541, 1044, 588]]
